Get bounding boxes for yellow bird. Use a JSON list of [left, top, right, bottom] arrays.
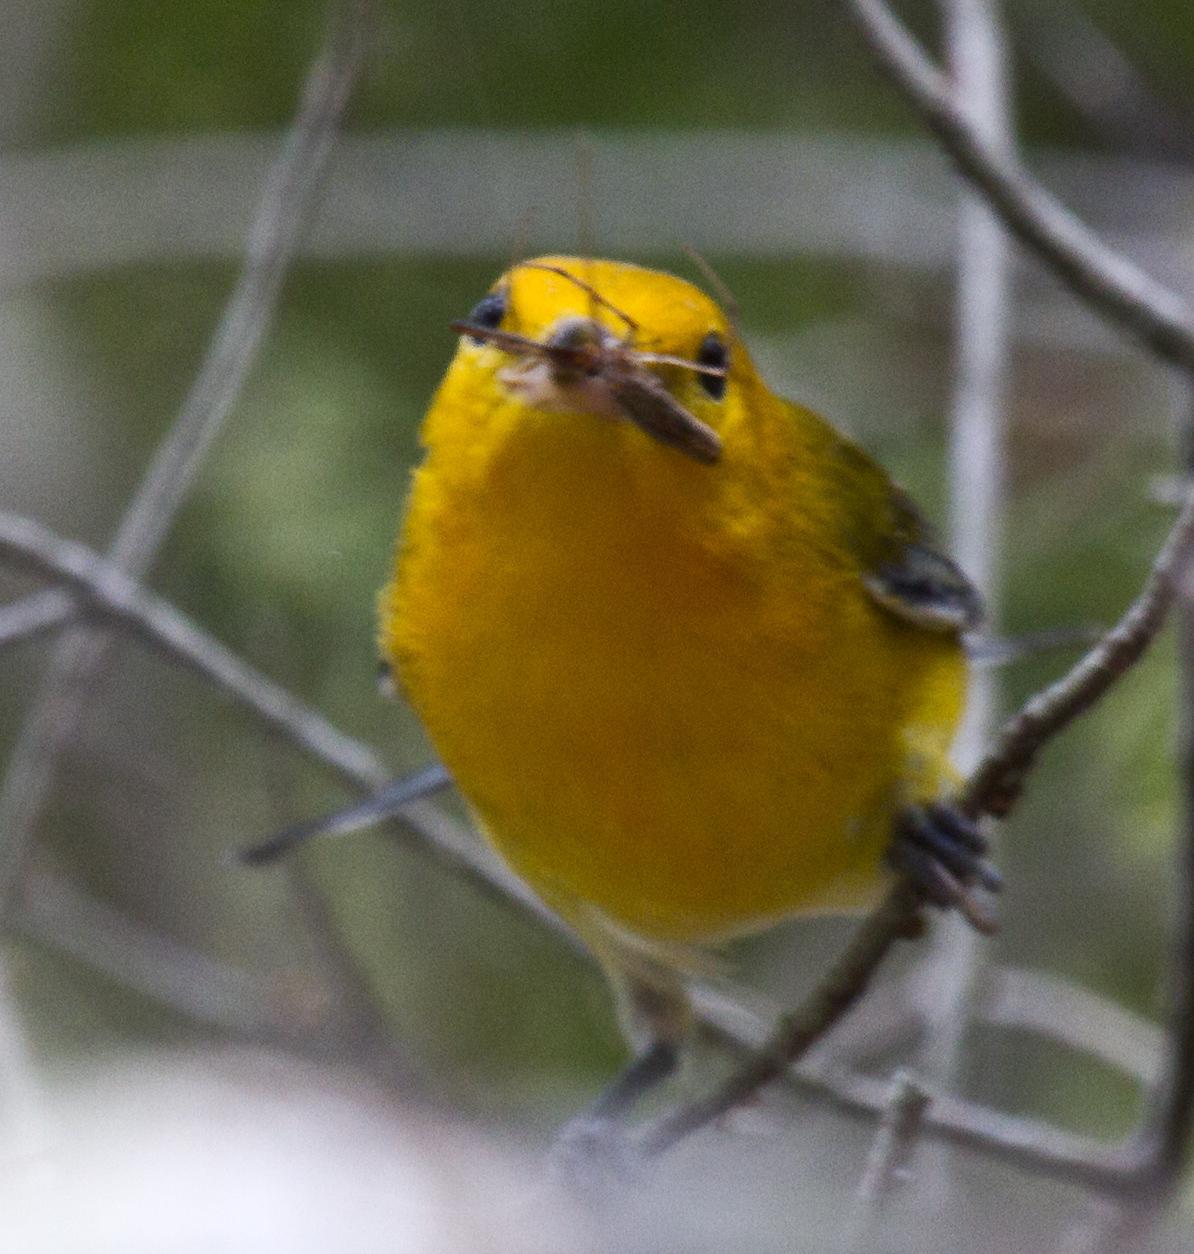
[[379, 257, 992, 1115]]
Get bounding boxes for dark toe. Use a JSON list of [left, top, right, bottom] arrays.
[[889, 803, 1001, 933]]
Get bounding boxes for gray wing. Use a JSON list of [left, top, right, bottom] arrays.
[[863, 541, 984, 632]]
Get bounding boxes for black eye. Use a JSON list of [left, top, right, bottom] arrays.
[[463, 289, 507, 344], [696, 332, 728, 400]]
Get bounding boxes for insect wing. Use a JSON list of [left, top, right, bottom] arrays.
[[609, 369, 723, 465]]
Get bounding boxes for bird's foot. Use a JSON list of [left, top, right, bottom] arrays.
[[888, 802, 1002, 934]]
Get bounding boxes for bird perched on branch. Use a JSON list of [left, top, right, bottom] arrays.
[[381, 256, 997, 1126]]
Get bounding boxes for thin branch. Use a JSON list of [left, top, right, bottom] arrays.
[[908, 0, 1012, 1173], [1137, 542, 1194, 1185], [985, 966, 1161, 1085], [0, 589, 72, 649], [944, 0, 1012, 620], [841, 1071, 931, 1252], [110, 4, 372, 575], [637, 475, 1194, 1158], [0, 509, 1183, 1191], [0, 0, 373, 922], [1067, 393, 1194, 1251], [0, 512, 549, 930], [1019, 6, 1194, 162], [639, 883, 923, 1156], [960, 487, 1194, 819], [688, 984, 1138, 1194], [16, 866, 282, 1036], [843, 0, 1194, 372], [0, 514, 388, 786]]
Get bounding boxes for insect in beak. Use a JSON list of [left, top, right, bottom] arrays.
[[448, 315, 724, 466]]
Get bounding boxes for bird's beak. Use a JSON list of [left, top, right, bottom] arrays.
[[496, 317, 622, 419], [497, 317, 722, 465]]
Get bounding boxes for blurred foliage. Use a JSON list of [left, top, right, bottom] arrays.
[[3, 1, 1194, 1241]]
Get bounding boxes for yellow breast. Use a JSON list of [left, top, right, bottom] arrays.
[[381, 258, 965, 943]]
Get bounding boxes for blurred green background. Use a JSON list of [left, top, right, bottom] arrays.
[[1, 0, 1192, 1245]]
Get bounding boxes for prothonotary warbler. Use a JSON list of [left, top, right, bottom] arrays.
[[376, 257, 996, 1124]]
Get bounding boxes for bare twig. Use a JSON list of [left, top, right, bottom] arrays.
[[944, 0, 1012, 627], [689, 985, 1138, 1194], [0, 512, 549, 929], [1138, 545, 1194, 1184], [0, 515, 387, 786], [984, 966, 1160, 1085], [841, 1071, 931, 1252], [1019, 6, 1194, 162], [110, 5, 371, 575], [639, 883, 924, 1156], [3, 509, 1187, 1190], [0, 589, 72, 649], [0, 508, 1163, 1188], [0, 0, 373, 921], [1064, 401, 1194, 1248], [909, 0, 1012, 1176], [16, 866, 281, 1035], [843, 0, 1194, 372], [636, 476, 1194, 1158], [960, 487, 1194, 819]]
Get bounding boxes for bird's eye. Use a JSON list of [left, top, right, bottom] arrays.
[[696, 332, 729, 400], [463, 290, 508, 344]]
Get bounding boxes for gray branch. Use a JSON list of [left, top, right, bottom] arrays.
[[843, 0, 1194, 371], [0, 0, 373, 921], [0, 508, 1170, 1190]]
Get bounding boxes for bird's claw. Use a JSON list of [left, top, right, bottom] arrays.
[[888, 802, 1001, 934]]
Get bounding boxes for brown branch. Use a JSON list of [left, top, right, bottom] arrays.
[[842, 0, 1194, 373], [0, 0, 374, 922], [636, 484, 1194, 1159], [1063, 400, 1194, 1250], [640, 882, 923, 1155], [687, 983, 1139, 1194], [0, 508, 1158, 1188], [960, 487, 1194, 819], [633, 0, 1194, 1184]]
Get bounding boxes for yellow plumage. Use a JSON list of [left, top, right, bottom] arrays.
[[381, 257, 970, 1002]]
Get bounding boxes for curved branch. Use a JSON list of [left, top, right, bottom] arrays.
[[637, 481, 1194, 1159], [0, 0, 374, 922], [843, 0, 1194, 372], [0, 589, 72, 649], [5, 511, 1189, 1191]]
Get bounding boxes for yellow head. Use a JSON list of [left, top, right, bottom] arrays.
[[425, 256, 771, 478]]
